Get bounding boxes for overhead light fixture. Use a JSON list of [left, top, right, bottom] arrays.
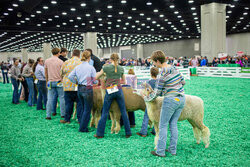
[[121, 0, 126, 3], [146, 1, 152, 5], [81, 3, 86, 7], [71, 8, 76, 11], [13, 4, 18, 7], [107, 5, 113, 9], [170, 5, 175, 8], [43, 6, 48, 9], [51, 1, 57, 4]]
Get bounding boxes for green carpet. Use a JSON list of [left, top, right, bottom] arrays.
[[0, 77, 249, 166]]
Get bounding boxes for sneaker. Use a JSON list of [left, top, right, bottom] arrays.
[[151, 151, 166, 157], [165, 149, 176, 156]]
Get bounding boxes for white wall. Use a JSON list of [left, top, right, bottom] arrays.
[[0, 52, 44, 62], [226, 33, 250, 56]]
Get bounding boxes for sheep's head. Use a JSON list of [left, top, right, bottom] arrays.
[[140, 82, 154, 97]]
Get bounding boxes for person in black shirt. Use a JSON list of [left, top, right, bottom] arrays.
[[85, 48, 102, 72], [59, 48, 68, 62]]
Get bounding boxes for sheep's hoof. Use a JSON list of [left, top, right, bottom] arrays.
[[111, 131, 114, 134], [115, 131, 119, 134], [205, 143, 210, 148]]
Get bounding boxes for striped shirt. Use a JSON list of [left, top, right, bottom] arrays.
[[144, 66, 185, 102]]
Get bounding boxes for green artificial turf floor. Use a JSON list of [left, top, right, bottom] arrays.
[[0, 77, 249, 166]]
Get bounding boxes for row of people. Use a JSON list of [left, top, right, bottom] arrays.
[[10, 48, 186, 157]]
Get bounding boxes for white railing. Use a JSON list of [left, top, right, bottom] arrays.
[[196, 67, 250, 78], [124, 66, 190, 80]]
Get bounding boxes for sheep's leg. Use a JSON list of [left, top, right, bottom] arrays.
[[148, 119, 153, 129], [114, 111, 121, 134], [188, 119, 202, 144], [153, 122, 159, 150], [94, 110, 101, 128], [90, 110, 95, 127], [110, 111, 115, 134], [72, 102, 77, 120], [193, 120, 210, 148]]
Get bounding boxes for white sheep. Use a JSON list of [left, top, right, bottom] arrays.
[[141, 83, 210, 149]]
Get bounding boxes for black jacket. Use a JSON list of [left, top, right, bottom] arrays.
[[59, 55, 68, 62], [91, 54, 102, 72]]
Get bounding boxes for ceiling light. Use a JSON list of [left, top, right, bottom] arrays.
[[243, 12, 248, 15], [8, 8, 13, 11], [55, 15, 59, 18], [174, 11, 179, 14], [153, 9, 158, 13], [13, 4, 18, 7], [140, 13, 144, 16], [121, 0, 126, 3], [43, 6, 48, 9], [77, 17, 81, 20], [188, 0, 194, 3], [36, 11, 42, 14], [119, 12, 124, 15], [51, 1, 57, 4], [86, 14, 90, 17], [96, 10, 101, 13], [132, 8, 136, 11], [62, 12, 67, 15], [71, 8, 76, 11], [4, 13, 9, 15], [146, 1, 152, 5], [191, 7, 196, 10], [170, 5, 175, 8], [107, 5, 113, 9], [81, 3, 86, 7]]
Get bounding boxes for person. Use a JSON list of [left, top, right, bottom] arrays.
[[236, 57, 243, 67], [123, 69, 137, 127], [10, 59, 24, 104], [1, 62, 9, 84], [68, 50, 96, 132], [136, 67, 159, 137], [191, 57, 198, 67], [22, 59, 35, 107], [212, 57, 218, 67], [205, 56, 208, 66], [200, 57, 207, 66], [44, 48, 65, 120], [141, 50, 186, 157], [33, 57, 47, 110], [60, 49, 83, 124], [59, 48, 68, 62], [183, 57, 189, 68], [94, 53, 132, 138], [85, 49, 103, 72]]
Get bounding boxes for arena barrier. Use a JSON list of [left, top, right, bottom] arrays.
[[196, 67, 250, 78], [124, 66, 191, 81]]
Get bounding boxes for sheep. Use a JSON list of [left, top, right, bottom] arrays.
[[141, 83, 210, 149]]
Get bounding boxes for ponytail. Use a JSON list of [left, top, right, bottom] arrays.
[[33, 57, 41, 73], [110, 53, 119, 73], [81, 50, 91, 61]]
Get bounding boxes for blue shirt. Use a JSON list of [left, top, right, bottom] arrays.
[[201, 59, 207, 66], [35, 64, 46, 81], [68, 62, 96, 86], [89, 59, 94, 66], [148, 79, 157, 89]]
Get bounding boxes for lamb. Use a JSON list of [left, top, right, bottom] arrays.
[[141, 83, 210, 148]]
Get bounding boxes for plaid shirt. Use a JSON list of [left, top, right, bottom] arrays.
[[60, 56, 82, 91], [144, 66, 185, 102]]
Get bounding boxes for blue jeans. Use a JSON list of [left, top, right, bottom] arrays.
[[77, 86, 93, 132], [156, 95, 185, 156], [36, 80, 47, 110], [46, 81, 65, 118], [26, 77, 35, 106], [11, 78, 20, 104], [2, 71, 9, 84], [52, 91, 58, 114], [34, 84, 38, 105], [139, 108, 155, 135], [64, 91, 83, 122], [96, 89, 131, 136]]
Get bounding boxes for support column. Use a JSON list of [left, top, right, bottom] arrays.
[[201, 3, 226, 62], [97, 48, 103, 58], [21, 48, 28, 63], [136, 44, 144, 59], [83, 32, 98, 56], [43, 43, 51, 60]]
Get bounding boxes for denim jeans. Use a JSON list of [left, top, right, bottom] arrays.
[[139, 108, 155, 135], [36, 80, 47, 110], [2, 71, 9, 84], [96, 89, 131, 136], [64, 91, 83, 122], [26, 77, 35, 106], [11, 78, 20, 104], [120, 112, 136, 126], [77, 86, 93, 132], [156, 95, 185, 156], [20, 80, 29, 102], [34, 84, 38, 105], [46, 81, 65, 118], [52, 91, 58, 114]]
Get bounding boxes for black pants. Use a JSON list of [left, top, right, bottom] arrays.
[[120, 111, 135, 126], [21, 80, 29, 102]]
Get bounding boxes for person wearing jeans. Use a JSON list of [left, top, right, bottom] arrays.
[[137, 67, 159, 137], [10, 59, 24, 104], [68, 50, 96, 132], [22, 59, 35, 106], [94, 53, 131, 138], [44, 48, 65, 119], [1, 63, 9, 84], [141, 50, 186, 157], [60, 49, 83, 124], [34, 57, 47, 110]]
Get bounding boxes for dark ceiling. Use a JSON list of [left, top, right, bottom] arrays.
[[0, 0, 249, 52]]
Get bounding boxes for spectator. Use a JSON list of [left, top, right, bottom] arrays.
[[44, 48, 65, 120], [1, 62, 9, 84], [34, 57, 47, 110], [10, 59, 24, 104], [85, 48, 103, 72], [191, 57, 198, 67], [212, 57, 218, 67], [59, 48, 68, 62], [236, 57, 243, 67], [183, 57, 189, 68], [60, 49, 83, 124], [68, 50, 96, 132], [205, 56, 208, 66], [22, 59, 35, 107], [200, 57, 207, 66]]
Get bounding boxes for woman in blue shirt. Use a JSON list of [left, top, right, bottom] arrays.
[[68, 50, 96, 132]]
